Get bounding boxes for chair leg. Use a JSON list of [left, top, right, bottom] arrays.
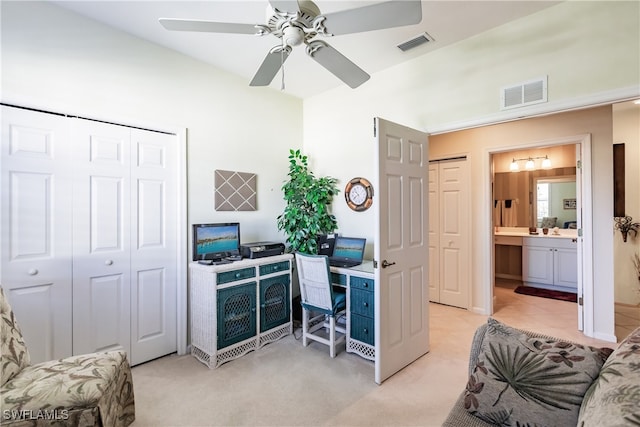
[[302, 308, 309, 347], [329, 316, 336, 358]]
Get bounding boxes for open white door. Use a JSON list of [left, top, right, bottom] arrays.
[[374, 117, 430, 384], [575, 143, 585, 331]]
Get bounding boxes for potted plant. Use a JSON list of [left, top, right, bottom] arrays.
[[614, 216, 640, 242], [277, 149, 339, 254]]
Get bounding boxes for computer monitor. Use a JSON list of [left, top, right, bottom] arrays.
[[192, 223, 240, 261]]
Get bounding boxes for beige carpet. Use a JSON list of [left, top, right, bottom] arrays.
[[130, 284, 614, 427]]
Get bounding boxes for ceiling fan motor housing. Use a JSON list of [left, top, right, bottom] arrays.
[[266, 0, 321, 46]]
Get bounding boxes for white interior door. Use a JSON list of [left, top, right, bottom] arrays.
[[374, 117, 429, 385], [575, 144, 584, 330], [72, 118, 132, 356], [129, 129, 177, 365], [437, 159, 469, 308], [0, 106, 73, 363]]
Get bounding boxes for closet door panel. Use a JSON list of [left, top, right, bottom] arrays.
[[1, 106, 72, 362], [130, 129, 177, 365], [72, 119, 131, 356]]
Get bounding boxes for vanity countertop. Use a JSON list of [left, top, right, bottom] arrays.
[[495, 227, 578, 239]]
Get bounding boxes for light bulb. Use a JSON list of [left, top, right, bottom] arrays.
[[525, 158, 535, 170], [541, 156, 551, 168], [509, 159, 519, 172]]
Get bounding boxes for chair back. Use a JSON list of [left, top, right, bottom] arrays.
[[0, 287, 31, 386], [295, 253, 336, 313]]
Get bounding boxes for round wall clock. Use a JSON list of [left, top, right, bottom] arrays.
[[345, 177, 374, 212]]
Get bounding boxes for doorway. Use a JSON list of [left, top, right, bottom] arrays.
[[488, 134, 592, 334]]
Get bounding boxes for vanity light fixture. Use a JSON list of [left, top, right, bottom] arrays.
[[509, 155, 551, 172]]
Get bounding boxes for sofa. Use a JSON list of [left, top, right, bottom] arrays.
[[0, 287, 135, 426], [443, 318, 640, 426]]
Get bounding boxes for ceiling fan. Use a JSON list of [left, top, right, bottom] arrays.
[[159, 1, 422, 89]]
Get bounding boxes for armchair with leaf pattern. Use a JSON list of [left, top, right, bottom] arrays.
[[0, 287, 135, 426]]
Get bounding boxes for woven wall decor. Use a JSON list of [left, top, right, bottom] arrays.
[[215, 169, 257, 211]]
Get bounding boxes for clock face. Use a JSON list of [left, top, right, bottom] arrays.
[[349, 184, 368, 205], [345, 177, 373, 211]]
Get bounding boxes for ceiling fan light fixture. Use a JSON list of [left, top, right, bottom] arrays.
[[282, 25, 305, 46]]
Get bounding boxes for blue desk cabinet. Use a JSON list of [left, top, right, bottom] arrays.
[[189, 254, 293, 368], [349, 276, 375, 346], [330, 262, 376, 361]]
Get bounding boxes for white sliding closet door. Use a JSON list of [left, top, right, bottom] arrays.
[[428, 159, 470, 309], [72, 119, 133, 357], [129, 128, 177, 365], [0, 106, 73, 363], [2, 106, 180, 366], [72, 119, 178, 365]]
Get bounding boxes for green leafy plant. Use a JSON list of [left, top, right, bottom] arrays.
[[277, 149, 339, 254]]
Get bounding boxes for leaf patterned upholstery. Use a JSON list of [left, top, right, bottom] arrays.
[[1, 287, 30, 386], [0, 287, 135, 426]]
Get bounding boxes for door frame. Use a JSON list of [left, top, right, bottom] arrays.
[[483, 134, 593, 336]]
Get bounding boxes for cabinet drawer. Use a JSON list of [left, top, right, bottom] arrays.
[[259, 261, 290, 276], [494, 235, 523, 246], [350, 275, 374, 291], [217, 267, 256, 284], [350, 288, 374, 318], [331, 272, 347, 286], [523, 236, 577, 249], [350, 313, 374, 345]]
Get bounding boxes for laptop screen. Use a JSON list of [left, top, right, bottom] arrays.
[[331, 237, 366, 261]]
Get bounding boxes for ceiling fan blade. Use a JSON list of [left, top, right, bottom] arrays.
[[159, 18, 260, 35], [306, 41, 370, 89], [319, 0, 422, 36], [268, 0, 300, 14], [250, 47, 291, 87]]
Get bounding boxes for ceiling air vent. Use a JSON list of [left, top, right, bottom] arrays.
[[500, 76, 548, 110], [397, 32, 434, 52]]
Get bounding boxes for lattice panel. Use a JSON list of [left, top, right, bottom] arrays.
[[215, 169, 257, 211], [223, 294, 253, 341], [347, 339, 375, 361]]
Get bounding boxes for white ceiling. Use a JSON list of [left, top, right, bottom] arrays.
[[52, 1, 560, 99]]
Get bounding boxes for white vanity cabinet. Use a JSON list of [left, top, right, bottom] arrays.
[[522, 237, 577, 291]]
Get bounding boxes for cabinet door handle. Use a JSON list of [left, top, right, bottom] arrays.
[[363, 302, 368, 307], [105, 259, 114, 266], [28, 268, 38, 276], [363, 282, 369, 288]]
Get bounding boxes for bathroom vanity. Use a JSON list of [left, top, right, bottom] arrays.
[[495, 227, 578, 291]]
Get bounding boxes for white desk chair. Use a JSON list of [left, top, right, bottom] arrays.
[[295, 253, 346, 358]]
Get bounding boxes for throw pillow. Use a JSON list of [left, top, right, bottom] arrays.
[[540, 217, 557, 228], [464, 318, 612, 427], [578, 326, 640, 426]]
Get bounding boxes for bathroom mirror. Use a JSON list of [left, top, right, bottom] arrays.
[[532, 175, 577, 228]]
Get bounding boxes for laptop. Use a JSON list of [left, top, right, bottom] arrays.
[[329, 236, 366, 268]]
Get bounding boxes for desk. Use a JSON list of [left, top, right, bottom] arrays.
[[330, 261, 375, 361]]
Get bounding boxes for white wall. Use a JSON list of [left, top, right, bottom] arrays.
[[302, 1, 639, 340], [1, 1, 303, 253], [613, 102, 640, 305]]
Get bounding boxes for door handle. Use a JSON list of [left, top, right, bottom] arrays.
[[381, 260, 396, 268]]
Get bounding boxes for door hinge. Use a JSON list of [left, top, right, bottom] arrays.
[[373, 118, 377, 137], [578, 228, 583, 237], [576, 160, 582, 169], [578, 296, 583, 306], [373, 260, 378, 269]]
